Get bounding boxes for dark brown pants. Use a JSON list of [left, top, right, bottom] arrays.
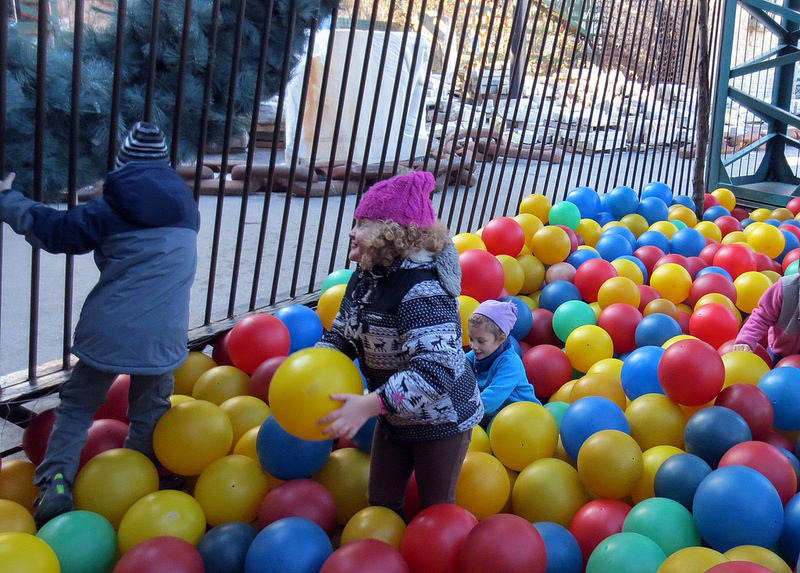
[[368, 422, 471, 519]]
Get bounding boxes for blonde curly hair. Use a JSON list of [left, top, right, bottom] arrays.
[[357, 219, 451, 270]]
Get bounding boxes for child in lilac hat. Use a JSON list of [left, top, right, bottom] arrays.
[[316, 170, 482, 518], [467, 300, 539, 423]]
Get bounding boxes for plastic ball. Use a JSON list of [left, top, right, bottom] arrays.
[[321, 539, 408, 573], [197, 522, 259, 573], [257, 479, 337, 535], [704, 205, 732, 222], [0, 460, 36, 511], [274, 305, 324, 353], [621, 496, 701, 556], [626, 394, 686, 450], [620, 346, 665, 401], [571, 499, 632, 562], [598, 276, 641, 309], [342, 506, 407, 549], [540, 280, 582, 312], [256, 416, 332, 480], [94, 374, 131, 422], [523, 345, 572, 399], [759, 367, 800, 431], [481, 217, 525, 256], [490, 401, 559, 471], [212, 331, 234, 366], [604, 226, 638, 250], [689, 303, 740, 349], [244, 517, 333, 573], [550, 201, 582, 230], [228, 314, 291, 374], [512, 458, 589, 526], [607, 186, 640, 219], [534, 522, 582, 573], [650, 220, 679, 238], [220, 396, 271, 447], [633, 313, 681, 348], [460, 249, 506, 301], [0, 532, 60, 573], [733, 271, 772, 313], [637, 196, 670, 225], [714, 384, 772, 444], [650, 263, 692, 303], [585, 532, 666, 573], [672, 194, 698, 211], [574, 258, 618, 302], [194, 455, 268, 526], [567, 186, 602, 219], [684, 406, 752, 466], [37, 510, 117, 573], [78, 418, 129, 468], [713, 244, 758, 278], [638, 231, 671, 253], [621, 213, 650, 238], [314, 448, 371, 524], [570, 372, 627, 411], [658, 339, 724, 406], [0, 499, 35, 534], [564, 325, 614, 372], [724, 546, 791, 573], [632, 445, 685, 503], [660, 546, 729, 572], [643, 297, 678, 319], [611, 257, 645, 285], [454, 452, 510, 520], [669, 227, 706, 257], [598, 303, 643, 354], [401, 504, 477, 573], [118, 490, 206, 553], [653, 452, 712, 511], [577, 430, 643, 499], [545, 262, 577, 285], [560, 396, 630, 460], [520, 193, 552, 222], [321, 268, 355, 292], [173, 352, 217, 396], [641, 182, 673, 204], [746, 222, 785, 258], [452, 232, 487, 254], [530, 227, 571, 265], [192, 365, 250, 405], [711, 188, 736, 211], [22, 409, 56, 466], [670, 204, 699, 227], [553, 300, 597, 342], [317, 284, 347, 330], [719, 441, 797, 505], [597, 233, 633, 261]]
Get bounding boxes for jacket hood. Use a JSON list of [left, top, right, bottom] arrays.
[[433, 244, 462, 297]]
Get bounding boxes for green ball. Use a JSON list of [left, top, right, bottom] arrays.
[[787, 259, 800, 276], [671, 220, 688, 230], [622, 497, 701, 556], [586, 532, 666, 573], [37, 510, 117, 573], [552, 300, 597, 342], [549, 201, 582, 230], [544, 401, 569, 428], [321, 268, 354, 292]]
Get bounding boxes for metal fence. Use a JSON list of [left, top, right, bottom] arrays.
[[0, 0, 724, 408]]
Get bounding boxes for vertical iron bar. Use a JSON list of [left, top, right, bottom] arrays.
[[192, 0, 221, 202], [0, 0, 8, 354], [107, 0, 127, 171], [170, 0, 194, 166], [143, 0, 161, 123]]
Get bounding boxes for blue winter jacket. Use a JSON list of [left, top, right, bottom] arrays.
[[0, 162, 199, 374], [466, 343, 539, 416]]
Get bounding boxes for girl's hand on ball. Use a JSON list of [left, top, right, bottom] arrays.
[[319, 392, 382, 439]]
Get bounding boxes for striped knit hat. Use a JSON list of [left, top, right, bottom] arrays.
[[116, 122, 169, 168]]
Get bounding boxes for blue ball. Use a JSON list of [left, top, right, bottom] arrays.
[[596, 234, 633, 261], [780, 493, 800, 565], [637, 230, 671, 253], [352, 416, 377, 453], [635, 314, 682, 348], [693, 466, 784, 552], [684, 406, 752, 467], [534, 522, 583, 573], [560, 396, 630, 460], [672, 195, 697, 211], [669, 228, 707, 258], [567, 248, 601, 268], [539, 281, 582, 313], [198, 522, 259, 573], [275, 305, 324, 353], [696, 266, 733, 280], [741, 218, 756, 229], [620, 346, 665, 400], [607, 186, 640, 219], [245, 518, 333, 573], [508, 335, 522, 356], [596, 211, 616, 225], [654, 453, 712, 510], [503, 296, 534, 339], [642, 182, 674, 205], [779, 230, 800, 263], [616, 254, 649, 282], [604, 226, 638, 250], [637, 196, 670, 225], [600, 194, 610, 211], [759, 367, 800, 431], [703, 205, 732, 221], [765, 218, 782, 227], [566, 186, 602, 219], [778, 447, 800, 482], [256, 416, 333, 480]]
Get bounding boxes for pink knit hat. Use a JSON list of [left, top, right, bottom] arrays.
[[353, 171, 437, 227]]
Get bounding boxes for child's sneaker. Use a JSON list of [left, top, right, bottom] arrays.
[[34, 473, 73, 529]]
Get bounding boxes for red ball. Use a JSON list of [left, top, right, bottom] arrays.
[[523, 345, 572, 399], [523, 309, 559, 347], [212, 331, 234, 366], [788, 197, 800, 215], [715, 216, 742, 237], [569, 499, 631, 562], [482, 217, 525, 257], [699, 242, 723, 265], [689, 303, 740, 349], [113, 536, 204, 573], [637, 285, 660, 313], [574, 259, 618, 303], [518, 341, 532, 354], [777, 354, 800, 368], [557, 226, 580, 255], [404, 474, 420, 522], [335, 437, 356, 450], [719, 441, 797, 505], [677, 311, 691, 334], [712, 244, 758, 279], [248, 356, 287, 403], [685, 256, 708, 279], [654, 253, 688, 270], [707, 563, 772, 573], [732, 207, 751, 221], [228, 314, 291, 374], [687, 273, 737, 306], [459, 514, 547, 573], [718, 339, 772, 366], [401, 504, 478, 573], [781, 225, 800, 243], [704, 193, 720, 210], [754, 252, 773, 272], [658, 339, 725, 406], [95, 375, 131, 423], [257, 479, 338, 535], [459, 250, 505, 302], [598, 303, 643, 354], [22, 409, 56, 466], [79, 419, 129, 467], [322, 540, 409, 573], [633, 246, 665, 276], [762, 430, 795, 452], [715, 384, 774, 440], [782, 248, 800, 274]]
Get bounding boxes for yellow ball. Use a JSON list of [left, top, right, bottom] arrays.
[[746, 223, 785, 258], [531, 227, 571, 265], [772, 207, 794, 222], [598, 276, 641, 309], [712, 188, 736, 211], [517, 254, 546, 294], [611, 259, 645, 285], [658, 547, 728, 572], [694, 221, 722, 242], [119, 491, 205, 552], [269, 347, 364, 441], [220, 395, 271, 446], [496, 254, 525, 296], [455, 452, 511, 520], [649, 221, 678, 238], [570, 373, 627, 411], [517, 294, 538, 310], [519, 193, 552, 222], [233, 426, 261, 462], [314, 448, 370, 524], [565, 325, 614, 372], [489, 402, 559, 471], [722, 231, 747, 244], [625, 394, 686, 450], [694, 293, 742, 325], [458, 295, 480, 346], [0, 500, 35, 534], [588, 358, 624, 381], [751, 208, 772, 222], [650, 263, 692, 303], [669, 205, 698, 228], [342, 506, 407, 549], [74, 448, 160, 528], [512, 458, 589, 526], [764, 270, 782, 284], [631, 445, 684, 503], [192, 365, 250, 405], [550, 379, 577, 403], [577, 430, 643, 499], [734, 271, 772, 313], [153, 400, 233, 476], [468, 425, 492, 454], [173, 351, 218, 395], [0, 532, 59, 573], [194, 455, 269, 526], [590, 302, 602, 320], [620, 214, 650, 238], [317, 283, 347, 330], [170, 394, 195, 407], [604, 221, 624, 231], [514, 213, 544, 248], [644, 298, 679, 319], [722, 350, 770, 388], [724, 545, 791, 573], [0, 460, 38, 511], [452, 232, 487, 254], [577, 218, 603, 246]]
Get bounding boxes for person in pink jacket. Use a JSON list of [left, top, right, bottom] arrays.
[[733, 274, 800, 362]]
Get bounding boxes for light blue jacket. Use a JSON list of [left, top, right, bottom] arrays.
[[0, 162, 199, 374], [466, 343, 540, 415]]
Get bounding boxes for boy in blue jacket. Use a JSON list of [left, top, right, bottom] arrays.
[[466, 300, 539, 423], [0, 122, 199, 527]]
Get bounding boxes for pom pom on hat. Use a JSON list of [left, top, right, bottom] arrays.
[[354, 171, 437, 227]]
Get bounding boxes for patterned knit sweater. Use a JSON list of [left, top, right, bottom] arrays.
[[318, 245, 483, 441]]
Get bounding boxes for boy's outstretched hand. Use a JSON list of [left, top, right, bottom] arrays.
[[1, 172, 15, 191], [318, 392, 382, 440]]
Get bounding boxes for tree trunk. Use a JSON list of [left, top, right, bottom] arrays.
[[693, 0, 711, 216]]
